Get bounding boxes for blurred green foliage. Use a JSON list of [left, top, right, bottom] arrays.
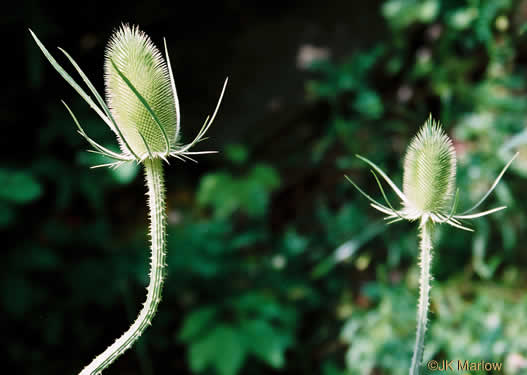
[[306, 0, 527, 373], [5, 0, 527, 374]]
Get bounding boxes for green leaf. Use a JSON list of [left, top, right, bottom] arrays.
[[0, 169, 42, 204], [179, 307, 217, 341], [197, 164, 280, 219], [249, 164, 281, 188], [189, 325, 246, 375], [241, 320, 291, 369]]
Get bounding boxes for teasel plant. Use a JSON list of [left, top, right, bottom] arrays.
[[30, 24, 228, 375], [345, 116, 517, 375]]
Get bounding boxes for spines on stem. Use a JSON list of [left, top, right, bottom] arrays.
[[144, 158, 167, 315], [78, 158, 167, 375], [409, 217, 434, 375], [105, 24, 179, 157], [403, 116, 456, 215]]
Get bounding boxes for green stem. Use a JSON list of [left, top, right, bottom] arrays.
[[79, 158, 166, 375], [409, 216, 433, 375]]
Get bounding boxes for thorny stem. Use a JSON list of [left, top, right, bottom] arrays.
[[409, 216, 433, 375], [79, 158, 166, 375]]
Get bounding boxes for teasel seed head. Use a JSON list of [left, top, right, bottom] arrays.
[[402, 116, 456, 215], [346, 114, 516, 231], [105, 24, 179, 158]]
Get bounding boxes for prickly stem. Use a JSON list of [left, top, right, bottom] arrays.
[[79, 158, 166, 375], [409, 216, 433, 375]]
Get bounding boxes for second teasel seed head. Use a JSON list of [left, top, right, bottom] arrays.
[[343, 115, 517, 375], [403, 116, 456, 216], [105, 24, 179, 158], [346, 114, 516, 231]]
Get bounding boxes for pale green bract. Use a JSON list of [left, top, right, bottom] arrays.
[[345, 115, 517, 375]]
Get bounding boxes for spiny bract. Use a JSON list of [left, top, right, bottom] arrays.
[[105, 25, 179, 157], [403, 117, 456, 216], [30, 24, 227, 168]]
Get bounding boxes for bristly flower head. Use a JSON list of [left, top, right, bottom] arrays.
[[105, 25, 180, 157], [29, 24, 228, 167], [346, 115, 518, 231], [402, 117, 456, 217]]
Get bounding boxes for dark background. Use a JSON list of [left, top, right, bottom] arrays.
[[4, 1, 527, 374]]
